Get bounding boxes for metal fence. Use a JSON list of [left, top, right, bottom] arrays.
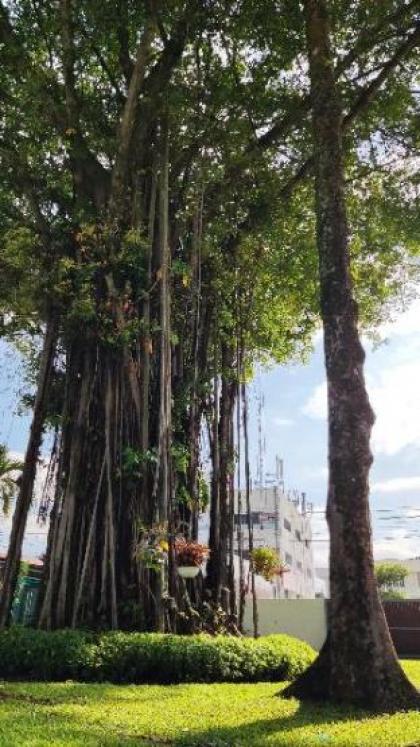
[[383, 600, 420, 656]]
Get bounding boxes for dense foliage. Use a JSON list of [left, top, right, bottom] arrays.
[[0, 444, 22, 515], [0, 627, 314, 683], [375, 562, 409, 601]]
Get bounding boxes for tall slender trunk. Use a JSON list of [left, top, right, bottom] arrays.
[[207, 369, 220, 595], [242, 381, 258, 638], [105, 364, 119, 629], [151, 124, 171, 632], [155, 123, 171, 526], [188, 202, 203, 539], [0, 315, 57, 628], [216, 345, 236, 610], [140, 164, 157, 514], [285, 0, 419, 710], [227, 412, 236, 618], [236, 349, 245, 630]]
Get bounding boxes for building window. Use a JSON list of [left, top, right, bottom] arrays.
[[306, 568, 312, 578], [285, 552, 293, 566], [295, 529, 301, 541], [305, 540, 310, 548], [284, 518, 291, 532], [297, 561, 303, 572]]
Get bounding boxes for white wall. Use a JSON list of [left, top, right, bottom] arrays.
[[243, 598, 328, 650]]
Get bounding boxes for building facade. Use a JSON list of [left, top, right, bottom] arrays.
[[234, 486, 316, 599]]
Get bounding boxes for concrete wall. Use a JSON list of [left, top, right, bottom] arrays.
[[243, 598, 328, 650]]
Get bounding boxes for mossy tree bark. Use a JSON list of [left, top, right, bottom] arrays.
[[284, 0, 420, 711]]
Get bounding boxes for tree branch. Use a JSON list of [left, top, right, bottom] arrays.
[[110, 17, 157, 212], [59, 0, 111, 209], [0, 143, 51, 240], [254, 0, 420, 154], [116, 0, 134, 85], [276, 21, 420, 204], [226, 21, 420, 248], [1, 0, 110, 211], [110, 2, 197, 217], [343, 21, 420, 129]]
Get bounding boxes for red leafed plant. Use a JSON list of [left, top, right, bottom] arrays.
[[175, 538, 209, 567]]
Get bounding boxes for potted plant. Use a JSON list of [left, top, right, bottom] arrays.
[[135, 525, 169, 573], [250, 546, 288, 582], [175, 538, 209, 578]]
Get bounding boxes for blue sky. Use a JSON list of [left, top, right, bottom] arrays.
[[248, 297, 420, 566], [1, 298, 420, 565]]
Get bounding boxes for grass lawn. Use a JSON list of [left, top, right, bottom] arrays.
[[0, 660, 419, 746]]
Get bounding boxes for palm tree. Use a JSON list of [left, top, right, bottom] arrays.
[[0, 444, 23, 515]]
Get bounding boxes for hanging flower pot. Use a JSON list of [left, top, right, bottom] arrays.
[[175, 538, 209, 579], [177, 565, 200, 579], [251, 547, 288, 582]]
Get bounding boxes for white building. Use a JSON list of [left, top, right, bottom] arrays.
[[234, 486, 316, 599]]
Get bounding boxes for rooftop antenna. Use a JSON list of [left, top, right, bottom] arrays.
[[256, 376, 265, 504], [276, 456, 284, 491]]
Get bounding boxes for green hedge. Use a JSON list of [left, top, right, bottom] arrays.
[[0, 627, 315, 683]]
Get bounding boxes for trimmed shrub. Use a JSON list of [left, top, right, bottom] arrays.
[[0, 627, 315, 683], [0, 627, 96, 681]]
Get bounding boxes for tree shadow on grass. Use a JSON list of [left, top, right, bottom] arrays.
[[2, 682, 419, 747], [0, 694, 362, 747], [172, 698, 376, 747], [0, 706, 167, 746], [0, 680, 194, 706]]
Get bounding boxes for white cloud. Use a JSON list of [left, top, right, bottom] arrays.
[[373, 530, 420, 562], [272, 417, 294, 427], [302, 359, 420, 456], [371, 476, 420, 493], [378, 297, 420, 339], [302, 296, 420, 457], [370, 360, 420, 456], [301, 382, 327, 420]]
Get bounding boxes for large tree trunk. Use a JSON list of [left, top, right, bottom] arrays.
[[284, 0, 419, 711], [0, 315, 57, 628]]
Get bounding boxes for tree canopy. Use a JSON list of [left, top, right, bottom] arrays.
[[0, 0, 419, 707]]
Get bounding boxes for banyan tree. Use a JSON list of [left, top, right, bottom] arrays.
[[1, 2, 419, 705], [0, 0, 319, 631]]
